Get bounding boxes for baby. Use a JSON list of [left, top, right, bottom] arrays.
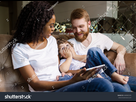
[[56, 38, 129, 85]]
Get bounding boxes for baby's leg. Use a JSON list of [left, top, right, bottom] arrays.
[[111, 72, 129, 84], [58, 75, 73, 81]]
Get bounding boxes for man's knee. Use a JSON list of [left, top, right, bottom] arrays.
[[88, 47, 101, 55]]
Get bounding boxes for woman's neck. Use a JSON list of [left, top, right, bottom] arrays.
[[28, 38, 47, 50]]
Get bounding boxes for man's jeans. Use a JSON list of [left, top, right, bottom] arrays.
[[85, 47, 136, 92], [58, 47, 132, 92]]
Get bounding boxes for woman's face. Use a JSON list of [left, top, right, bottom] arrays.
[[42, 14, 56, 38]]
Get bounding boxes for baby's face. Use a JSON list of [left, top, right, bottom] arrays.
[[59, 43, 71, 58]]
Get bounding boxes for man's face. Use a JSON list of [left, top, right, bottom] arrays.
[[71, 18, 91, 42]]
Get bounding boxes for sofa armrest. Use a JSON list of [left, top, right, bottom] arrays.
[[104, 50, 136, 77], [123, 53, 136, 77]]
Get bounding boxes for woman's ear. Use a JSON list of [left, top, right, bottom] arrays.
[[59, 53, 62, 58], [60, 55, 63, 58]]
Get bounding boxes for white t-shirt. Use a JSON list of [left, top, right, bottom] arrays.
[[11, 36, 61, 92], [59, 51, 86, 70], [68, 33, 113, 55], [68, 33, 113, 73]]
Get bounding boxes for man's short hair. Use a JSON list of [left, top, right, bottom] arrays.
[[70, 8, 90, 22]]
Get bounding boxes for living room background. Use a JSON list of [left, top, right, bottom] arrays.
[[0, 1, 136, 53]]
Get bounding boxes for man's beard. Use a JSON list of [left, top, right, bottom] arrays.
[[74, 28, 90, 42]]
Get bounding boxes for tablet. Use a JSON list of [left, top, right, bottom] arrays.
[[86, 64, 106, 77], [86, 64, 105, 71]]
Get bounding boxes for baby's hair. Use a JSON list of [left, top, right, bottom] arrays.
[[57, 38, 73, 59]]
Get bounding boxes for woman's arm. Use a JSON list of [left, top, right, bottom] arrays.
[[18, 64, 97, 91], [18, 65, 74, 91]]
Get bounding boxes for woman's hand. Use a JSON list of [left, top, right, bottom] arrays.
[[70, 68, 98, 82]]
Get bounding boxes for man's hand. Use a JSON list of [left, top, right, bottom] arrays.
[[113, 53, 126, 74], [110, 42, 126, 75]]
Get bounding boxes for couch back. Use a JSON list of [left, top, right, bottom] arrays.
[[0, 34, 29, 92], [0, 34, 136, 92]]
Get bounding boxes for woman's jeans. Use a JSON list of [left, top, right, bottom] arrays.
[[85, 47, 136, 92], [58, 47, 132, 92], [56, 77, 130, 92]]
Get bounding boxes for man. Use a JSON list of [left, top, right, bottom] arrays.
[[68, 8, 136, 91], [68, 8, 125, 74]]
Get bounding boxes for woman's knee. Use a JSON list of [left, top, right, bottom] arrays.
[[89, 78, 114, 92]]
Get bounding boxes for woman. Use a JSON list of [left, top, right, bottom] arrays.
[[10, 1, 131, 92]]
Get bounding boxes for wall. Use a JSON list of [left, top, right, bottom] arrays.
[[0, 1, 31, 34], [54, 1, 118, 22], [22, 1, 31, 8], [104, 33, 133, 53], [106, 1, 118, 19], [0, 6, 10, 34], [17, 1, 22, 17]]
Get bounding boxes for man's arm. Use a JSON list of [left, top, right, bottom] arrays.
[[73, 54, 87, 63], [66, 69, 82, 75], [110, 42, 126, 74], [69, 46, 87, 63]]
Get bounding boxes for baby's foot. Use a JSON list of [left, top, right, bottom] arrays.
[[96, 74, 104, 78], [111, 72, 129, 84]]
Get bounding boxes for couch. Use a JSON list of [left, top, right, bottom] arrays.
[[0, 34, 136, 92]]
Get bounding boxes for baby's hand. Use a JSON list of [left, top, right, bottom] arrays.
[[63, 48, 72, 58], [56, 72, 73, 81], [66, 72, 73, 76], [69, 46, 76, 58]]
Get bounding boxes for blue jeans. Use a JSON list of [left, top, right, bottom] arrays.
[[85, 47, 135, 92], [58, 75, 73, 81], [55, 77, 130, 92], [57, 47, 131, 92], [124, 75, 136, 92]]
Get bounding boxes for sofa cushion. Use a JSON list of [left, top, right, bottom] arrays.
[[0, 34, 29, 92]]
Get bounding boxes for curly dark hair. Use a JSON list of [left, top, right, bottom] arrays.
[[10, 1, 55, 50]]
